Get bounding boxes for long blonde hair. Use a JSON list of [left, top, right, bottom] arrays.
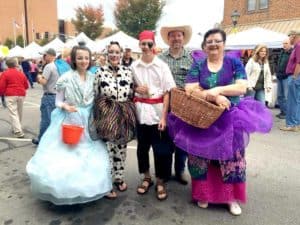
[[252, 44, 268, 63]]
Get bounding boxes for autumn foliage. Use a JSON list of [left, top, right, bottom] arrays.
[[114, 0, 165, 38], [72, 4, 105, 40]]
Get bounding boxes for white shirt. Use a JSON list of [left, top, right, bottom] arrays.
[[132, 56, 176, 125]]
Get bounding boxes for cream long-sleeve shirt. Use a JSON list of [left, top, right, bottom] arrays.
[[245, 58, 273, 90], [131, 56, 176, 125]]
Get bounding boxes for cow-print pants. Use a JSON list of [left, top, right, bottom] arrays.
[[107, 142, 127, 181]]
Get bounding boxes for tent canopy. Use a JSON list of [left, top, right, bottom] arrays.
[[42, 38, 65, 54], [226, 27, 288, 50], [73, 32, 97, 51], [8, 45, 24, 58], [23, 42, 42, 59], [95, 31, 141, 53]]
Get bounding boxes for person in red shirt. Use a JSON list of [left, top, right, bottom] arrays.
[[0, 58, 29, 138]]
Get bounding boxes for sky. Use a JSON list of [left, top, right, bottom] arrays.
[[57, 0, 224, 35]]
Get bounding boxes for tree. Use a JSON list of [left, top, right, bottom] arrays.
[[72, 4, 105, 40], [4, 38, 14, 49], [16, 35, 24, 47], [114, 0, 165, 38], [38, 37, 53, 46]]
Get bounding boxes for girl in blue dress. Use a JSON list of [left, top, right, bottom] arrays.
[[26, 45, 112, 205]]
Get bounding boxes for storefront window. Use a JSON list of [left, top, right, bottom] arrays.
[[259, 0, 268, 9], [248, 0, 256, 11], [248, 0, 268, 11]]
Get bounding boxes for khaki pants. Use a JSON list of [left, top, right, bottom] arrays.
[[6, 96, 25, 134]]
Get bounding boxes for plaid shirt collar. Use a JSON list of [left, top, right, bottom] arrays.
[[162, 48, 190, 59]]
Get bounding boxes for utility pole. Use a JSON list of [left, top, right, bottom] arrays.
[[23, 0, 29, 45]]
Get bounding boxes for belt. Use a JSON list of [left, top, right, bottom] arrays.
[[44, 92, 56, 95], [133, 97, 163, 104]]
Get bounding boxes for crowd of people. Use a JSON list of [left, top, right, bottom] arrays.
[[1, 25, 300, 216]]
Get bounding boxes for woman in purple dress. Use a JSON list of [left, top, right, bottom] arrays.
[[168, 28, 273, 215]]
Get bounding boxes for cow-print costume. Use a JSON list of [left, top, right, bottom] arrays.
[[94, 64, 134, 180]]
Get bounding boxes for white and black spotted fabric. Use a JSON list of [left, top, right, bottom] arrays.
[[94, 64, 134, 102], [107, 143, 127, 180], [94, 64, 134, 181]]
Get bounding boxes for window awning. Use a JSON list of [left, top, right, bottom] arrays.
[[223, 18, 300, 35]]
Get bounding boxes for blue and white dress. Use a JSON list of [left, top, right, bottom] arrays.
[[26, 70, 112, 205]]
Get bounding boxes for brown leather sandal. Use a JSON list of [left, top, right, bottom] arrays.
[[114, 180, 128, 192], [155, 182, 168, 201], [104, 190, 117, 200], [137, 177, 153, 195]]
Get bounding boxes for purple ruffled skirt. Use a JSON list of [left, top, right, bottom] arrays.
[[168, 97, 273, 160]]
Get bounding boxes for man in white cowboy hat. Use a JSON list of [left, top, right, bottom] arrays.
[[159, 24, 193, 185]]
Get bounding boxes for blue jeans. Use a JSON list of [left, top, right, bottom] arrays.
[[277, 78, 288, 114], [38, 94, 56, 140], [286, 76, 300, 127], [25, 72, 34, 87], [246, 89, 265, 104], [174, 146, 187, 175]]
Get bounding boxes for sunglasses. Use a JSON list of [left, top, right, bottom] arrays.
[[141, 42, 154, 49]]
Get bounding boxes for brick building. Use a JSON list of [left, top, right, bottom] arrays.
[[221, 0, 300, 34], [0, 1, 115, 46], [0, 0, 58, 44]]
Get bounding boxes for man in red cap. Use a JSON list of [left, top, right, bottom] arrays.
[[132, 30, 176, 201]]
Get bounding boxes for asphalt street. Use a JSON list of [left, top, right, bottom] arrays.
[[0, 86, 299, 225]]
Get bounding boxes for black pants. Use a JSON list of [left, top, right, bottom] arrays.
[[137, 124, 172, 180]]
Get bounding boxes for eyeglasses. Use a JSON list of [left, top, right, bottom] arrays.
[[205, 40, 223, 45], [141, 42, 154, 49]]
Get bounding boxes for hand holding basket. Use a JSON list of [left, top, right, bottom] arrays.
[[170, 88, 225, 129]]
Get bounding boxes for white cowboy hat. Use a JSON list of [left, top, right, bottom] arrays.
[[160, 25, 192, 45]]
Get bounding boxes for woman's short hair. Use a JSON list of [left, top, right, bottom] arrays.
[[203, 28, 227, 43], [70, 45, 92, 70], [109, 41, 121, 48], [107, 41, 122, 53], [6, 58, 17, 68]]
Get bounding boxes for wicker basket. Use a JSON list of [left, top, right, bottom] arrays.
[[170, 88, 225, 129]]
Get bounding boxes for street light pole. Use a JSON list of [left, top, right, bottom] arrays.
[[231, 10, 240, 33]]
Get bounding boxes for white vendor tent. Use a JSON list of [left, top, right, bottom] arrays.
[[8, 45, 24, 58], [23, 42, 42, 59], [95, 31, 141, 53], [42, 37, 65, 54], [226, 27, 288, 50], [73, 32, 97, 51], [65, 38, 79, 49]]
